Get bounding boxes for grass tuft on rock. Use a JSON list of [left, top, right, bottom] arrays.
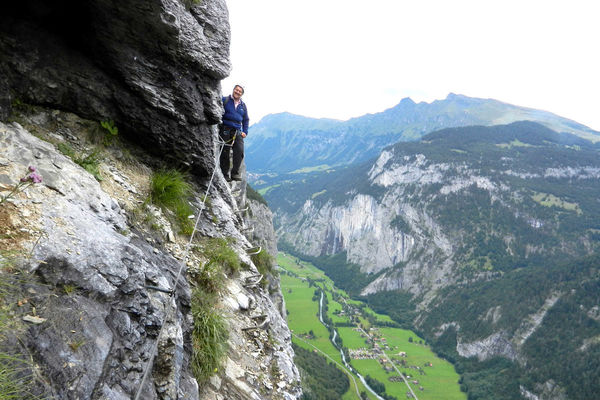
[[190, 289, 228, 383], [200, 237, 240, 276], [150, 169, 195, 234], [0, 255, 39, 399]]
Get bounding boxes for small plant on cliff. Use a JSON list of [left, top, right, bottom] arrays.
[[0, 255, 39, 399], [200, 237, 240, 276], [74, 150, 103, 181], [190, 288, 228, 384], [56, 142, 76, 159], [192, 258, 226, 294], [191, 237, 239, 293], [150, 169, 194, 234], [0, 353, 39, 400], [183, 0, 202, 10], [0, 166, 43, 206], [56, 143, 103, 182], [99, 120, 119, 146], [9, 98, 35, 115], [188, 237, 240, 383], [68, 338, 86, 352]]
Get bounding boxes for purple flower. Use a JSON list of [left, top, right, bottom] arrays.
[[18, 170, 43, 184], [1, 167, 43, 205], [29, 172, 43, 183]]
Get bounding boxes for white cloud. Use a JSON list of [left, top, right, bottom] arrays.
[[223, 0, 600, 131]]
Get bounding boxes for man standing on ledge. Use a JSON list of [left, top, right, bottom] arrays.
[[220, 84, 249, 181]]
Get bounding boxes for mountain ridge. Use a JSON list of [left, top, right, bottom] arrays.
[[247, 94, 600, 174]]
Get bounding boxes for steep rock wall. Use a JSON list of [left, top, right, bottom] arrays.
[[277, 186, 454, 296], [0, 0, 302, 397], [0, 0, 229, 176], [1, 110, 301, 399]]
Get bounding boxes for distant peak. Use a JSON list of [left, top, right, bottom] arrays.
[[446, 92, 464, 99], [400, 97, 416, 105]]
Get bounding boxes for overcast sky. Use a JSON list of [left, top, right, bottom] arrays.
[[222, 0, 600, 131]]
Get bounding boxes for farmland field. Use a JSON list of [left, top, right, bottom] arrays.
[[278, 252, 466, 400]]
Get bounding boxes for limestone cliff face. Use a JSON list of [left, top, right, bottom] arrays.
[[244, 197, 288, 317], [276, 128, 600, 299], [0, 108, 300, 399], [277, 151, 458, 297], [0, 1, 301, 398]]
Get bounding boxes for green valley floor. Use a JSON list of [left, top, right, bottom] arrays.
[[278, 252, 466, 400]]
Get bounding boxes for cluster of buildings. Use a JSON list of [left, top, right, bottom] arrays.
[[348, 347, 382, 360]]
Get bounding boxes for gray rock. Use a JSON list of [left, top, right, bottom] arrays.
[[1, 123, 197, 400], [0, 0, 230, 177]]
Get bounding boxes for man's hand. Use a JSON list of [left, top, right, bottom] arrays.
[[241, 132, 247, 138]]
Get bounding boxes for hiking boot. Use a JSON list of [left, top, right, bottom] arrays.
[[225, 175, 232, 182], [231, 173, 242, 181]]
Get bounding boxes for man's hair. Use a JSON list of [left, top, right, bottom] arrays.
[[234, 84, 245, 94]]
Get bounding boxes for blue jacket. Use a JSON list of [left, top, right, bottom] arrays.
[[222, 96, 249, 134]]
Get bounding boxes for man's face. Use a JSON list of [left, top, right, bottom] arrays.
[[232, 86, 243, 100]]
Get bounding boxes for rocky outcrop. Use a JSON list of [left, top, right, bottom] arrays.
[[449, 291, 563, 364], [2, 121, 197, 399], [0, 1, 302, 398], [246, 199, 278, 258], [1, 107, 301, 399], [521, 381, 568, 400], [0, 0, 230, 177]]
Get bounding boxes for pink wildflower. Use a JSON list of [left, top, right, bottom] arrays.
[[19, 172, 43, 184], [1, 166, 43, 205], [29, 172, 43, 183]]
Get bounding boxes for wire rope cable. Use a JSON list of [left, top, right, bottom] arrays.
[[133, 133, 236, 400]]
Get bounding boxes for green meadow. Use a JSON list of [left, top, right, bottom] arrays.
[[280, 272, 377, 399], [279, 252, 466, 400], [337, 327, 368, 349]]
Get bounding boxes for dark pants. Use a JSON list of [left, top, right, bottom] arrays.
[[219, 126, 244, 178]]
